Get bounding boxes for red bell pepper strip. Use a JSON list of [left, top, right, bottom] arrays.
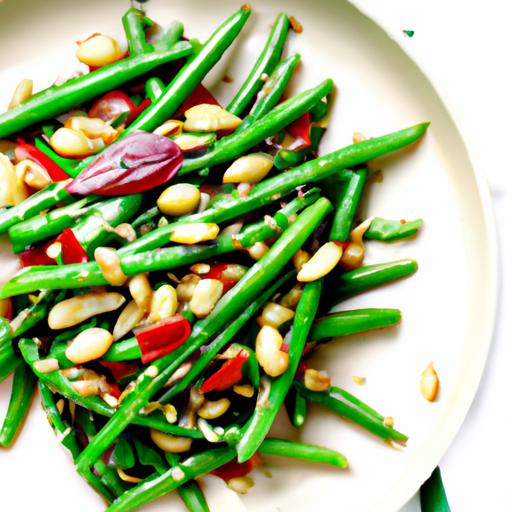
[[89, 90, 151, 125], [211, 454, 261, 482], [285, 112, 311, 149], [19, 244, 54, 267], [15, 142, 70, 181], [0, 298, 12, 320], [175, 83, 220, 118], [135, 315, 191, 364], [200, 351, 249, 393], [99, 360, 139, 382], [54, 228, 89, 264]]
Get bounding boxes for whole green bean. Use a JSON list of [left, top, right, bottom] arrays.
[[420, 466, 451, 512], [258, 438, 347, 469], [106, 447, 236, 512], [310, 308, 402, 341], [365, 217, 423, 241], [75, 199, 332, 474], [0, 42, 192, 139], [329, 168, 368, 241], [122, 7, 154, 55], [334, 259, 418, 301], [227, 13, 290, 116], [0, 363, 36, 447], [237, 280, 323, 463], [297, 384, 407, 443]]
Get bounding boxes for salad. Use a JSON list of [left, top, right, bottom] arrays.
[[0, 5, 429, 511]]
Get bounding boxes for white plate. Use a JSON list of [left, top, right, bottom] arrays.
[[0, 1, 497, 511]]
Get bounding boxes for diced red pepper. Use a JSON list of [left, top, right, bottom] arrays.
[[54, 228, 89, 264], [200, 351, 249, 393], [202, 263, 239, 293], [212, 454, 261, 482], [175, 84, 220, 118], [15, 142, 70, 181], [135, 315, 191, 364], [108, 383, 121, 399], [99, 360, 139, 382], [19, 244, 54, 267], [89, 90, 151, 125], [286, 112, 311, 150]]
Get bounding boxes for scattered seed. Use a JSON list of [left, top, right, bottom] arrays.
[[420, 362, 439, 402]]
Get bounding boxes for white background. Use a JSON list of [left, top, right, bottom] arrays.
[[355, 1, 512, 510]]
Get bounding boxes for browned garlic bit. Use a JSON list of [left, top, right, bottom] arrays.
[[223, 153, 274, 184], [183, 104, 242, 132], [420, 362, 440, 402], [170, 223, 219, 244], [190, 263, 211, 275], [113, 300, 144, 340], [233, 384, 255, 398], [65, 327, 113, 364], [113, 223, 137, 243], [257, 302, 294, 329], [304, 368, 331, 392], [189, 279, 223, 318], [150, 429, 193, 453], [157, 183, 201, 216], [247, 241, 269, 260], [68, 369, 111, 397], [94, 247, 127, 286], [76, 34, 123, 67], [255, 325, 289, 377], [292, 249, 310, 272], [279, 284, 303, 310], [8, 78, 33, 110], [48, 292, 125, 329], [116, 468, 142, 484], [297, 241, 343, 282], [341, 217, 374, 270], [65, 116, 119, 144]]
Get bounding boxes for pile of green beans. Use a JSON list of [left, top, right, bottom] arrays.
[[0, 5, 430, 512]]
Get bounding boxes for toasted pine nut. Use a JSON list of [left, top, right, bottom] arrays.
[[189, 279, 223, 318], [297, 241, 343, 282], [65, 327, 113, 364], [34, 358, 59, 373], [420, 362, 439, 402], [148, 284, 178, 322], [48, 292, 125, 329], [304, 368, 331, 392], [0, 153, 17, 208], [190, 263, 210, 275], [221, 263, 247, 281], [340, 242, 364, 270], [65, 116, 118, 144], [50, 127, 105, 157], [153, 119, 183, 137], [113, 223, 136, 243], [220, 222, 243, 237], [352, 132, 367, 144], [383, 416, 395, 428], [197, 192, 211, 212], [72, 380, 102, 397], [233, 384, 254, 398], [116, 468, 142, 483], [352, 375, 366, 386], [247, 241, 269, 260], [184, 104, 242, 132], [129, 274, 152, 313], [227, 476, 254, 495], [197, 398, 231, 420], [279, 284, 303, 310], [17, 159, 52, 190], [170, 223, 219, 244], [157, 183, 200, 216], [94, 247, 127, 286], [8, 79, 33, 110], [255, 325, 289, 377], [257, 302, 294, 328], [113, 300, 144, 340], [223, 153, 274, 184], [150, 429, 193, 453], [292, 249, 311, 272], [102, 393, 119, 408], [76, 34, 123, 67], [176, 274, 200, 303]]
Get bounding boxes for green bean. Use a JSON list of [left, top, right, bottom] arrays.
[[180, 79, 333, 175], [0, 181, 71, 235], [365, 217, 423, 241], [237, 280, 323, 462], [310, 308, 402, 341], [227, 13, 290, 116], [334, 259, 418, 301], [296, 384, 407, 443], [75, 199, 332, 474], [10, 290, 54, 338], [0, 42, 192, 139], [122, 7, 154, 55], [420, 466, 451, 512], [153, 21, 185, 52], [145, 78, 165, 102], [178, 482, 210, 512], [0, 363, 36, 447], [258, 438, 347, 469], [285, 388, 307, 428], [329, 168, 368, 241], [106, 447, 236, 512], [34, 137, 79, 175]]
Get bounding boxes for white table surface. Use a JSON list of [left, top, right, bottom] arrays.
[[353, 1, 512, 510]]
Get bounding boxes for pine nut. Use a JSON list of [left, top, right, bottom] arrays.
[[72, 380, 102, 397], [420, 362, 439, 402], [297, 241, 343, 282], [129, 274, 152, 313], [257, 302, 294, 328], [94, 247, 127, 286], [150, 429, 193, 453], [279, 284, 303, 310], [247, 241, 269, 260], [176, 274, 200, 303], [197, 192, 211, 212], [8, 79, 33, 110], [76, 34, 123, 67], [16, 159, 52, 190], [12, 161, 29, 204], [148, 284, 178, 322], [227, 476, 254, 495], [221, 263, 247, 281], [292, 249, 310, 271], [34, 358, 59, 373], [46, 242, 62, 260], [383, 416, 395, 428], [173, 133, 214, 151], [169, 223, 219, 244], [184, 104, 242, 132], [304, 368, 331, 392], [157, 183, 201, 216], [223, 153, 274, 184], [233, 384, 254, 398], [113, 223, 136, 242], [220, 222, 243, 237], [113, 300, 144, 340], [340, 242, 364, 270], [197, 398, 231, 420], [162, 404, 178, 424], [153, 119, 183, 137], [50, 127, 105, 157], [352, 375, 366, 386], [190, 263, 210, 275], [65, 327, 113, 364], [0, 153, 17, 207], [255, 325, 289, 377], [102, 393, 119, 408], [48, 292, 125, 329], [189, 279, 223, 318], [65, 116, 118, 144]]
